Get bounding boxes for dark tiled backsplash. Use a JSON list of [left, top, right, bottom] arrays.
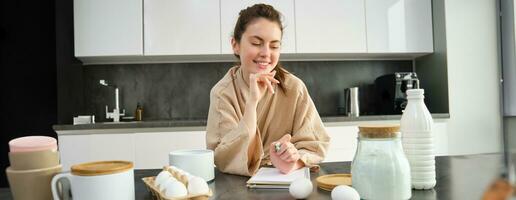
[[81, 61, 412, 122]]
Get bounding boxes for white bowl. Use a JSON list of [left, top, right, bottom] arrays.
[[169, 149, 214, 182]]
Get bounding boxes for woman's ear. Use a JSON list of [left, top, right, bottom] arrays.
[[231, 37, 240, 55]]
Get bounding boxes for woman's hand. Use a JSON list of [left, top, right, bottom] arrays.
[[270, 134, 304, 174], [248, 70, 279, 104]]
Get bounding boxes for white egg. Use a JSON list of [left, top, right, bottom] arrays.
[[289, 178, 313, 199], [187, 176, 209, 195], [154, 171, 172, 187], [159, 178, 174, 192], [331, 185, 360, 200], [164, 180, 188, 198]]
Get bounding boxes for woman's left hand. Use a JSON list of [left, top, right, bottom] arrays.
[[270, 134, 304, 174]]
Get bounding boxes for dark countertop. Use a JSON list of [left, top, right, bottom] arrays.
[[0, 153, 509, 200], [53, 113, 450, 131]]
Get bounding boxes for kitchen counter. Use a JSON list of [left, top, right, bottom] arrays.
[[0, 153, 509, 200], [53, 113, 450, 132]]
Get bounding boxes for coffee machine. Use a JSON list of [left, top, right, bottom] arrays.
[[375, 72, 419, 114]]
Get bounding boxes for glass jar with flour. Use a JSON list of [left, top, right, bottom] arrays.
[[351, 125, 411, 200]]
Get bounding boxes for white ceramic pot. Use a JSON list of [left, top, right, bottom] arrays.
[[169, 149, 214, 182], [51, 161, 134, 200]]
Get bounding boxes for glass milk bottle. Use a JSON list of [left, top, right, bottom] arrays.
[[401, 89, 436, 189], [351, 125, 412, 200]]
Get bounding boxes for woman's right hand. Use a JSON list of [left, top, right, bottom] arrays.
[[248, 70, 279, 104]]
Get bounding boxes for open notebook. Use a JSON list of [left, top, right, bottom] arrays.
[[246, 167, 310, 189]]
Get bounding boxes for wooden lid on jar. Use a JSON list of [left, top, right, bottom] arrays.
[[358, 124, 400, 138], [71, 160, 133, 176]]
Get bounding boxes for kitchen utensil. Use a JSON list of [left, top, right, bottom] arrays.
[[8, 149, 60, 170], [339, 87, 360, 117], [6, 165, 62, 200], [169, 149, 214, 182], [51, 161, 134, 200]]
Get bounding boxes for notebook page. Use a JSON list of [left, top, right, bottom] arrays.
[[248, 167, 310, 184]]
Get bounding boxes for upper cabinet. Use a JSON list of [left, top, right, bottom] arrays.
[[73, 0, 434, 64], [295, 0, 367, 53], [365, 0, 433, 53], [220, 0, 296, 54], [144, 0, 220, 55], [73, 0, 143, 57]]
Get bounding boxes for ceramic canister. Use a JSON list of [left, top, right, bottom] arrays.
[[169, 149, 214, 182], [6, 165, 62, 200], [51, 160, 135, 200]]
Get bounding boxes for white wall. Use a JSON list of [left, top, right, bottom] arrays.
[[444, 0, 503, 155]]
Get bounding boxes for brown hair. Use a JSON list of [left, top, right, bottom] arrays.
[[232, 3, 289, 93]]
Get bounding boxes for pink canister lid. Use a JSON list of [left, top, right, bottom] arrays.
[[9, 136, 57, 152]]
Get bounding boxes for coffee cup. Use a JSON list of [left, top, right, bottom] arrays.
[[51, 160, 135, 200], [169, 149, 214, 182], [6, 165, 62, 200], [8, 149, 60, 170]]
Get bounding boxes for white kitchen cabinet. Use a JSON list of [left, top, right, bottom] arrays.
[[134, 131, 206, 169], [58, 134, 92, 170], [295, 0, 367, 53], [365, 0, 433, 53], [323, 126, 358, 162], [58, 133, 135, 170], [144, 0, 221, 55], [89, 134, 135, 163], [220, 0, 296, 54], [57, 130, 206, 170], [73, 0, 143, 57]]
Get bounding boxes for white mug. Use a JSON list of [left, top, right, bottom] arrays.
[[169, 149, 214, 182], [51, 161, 135, 200]]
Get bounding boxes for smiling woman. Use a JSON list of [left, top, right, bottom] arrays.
[[206, 4, 330, 176]]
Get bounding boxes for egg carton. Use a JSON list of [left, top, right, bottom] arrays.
[[142, 166, 212, 200]]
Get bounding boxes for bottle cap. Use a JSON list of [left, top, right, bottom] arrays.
[[406, 89, 424, 96]]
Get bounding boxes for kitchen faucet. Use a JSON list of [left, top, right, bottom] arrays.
[[99, 80, 125, 122]]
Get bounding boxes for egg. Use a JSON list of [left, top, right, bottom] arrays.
[[154, 171, 172, 187], [289, 178, 313, 199], [163, 180, 188, 198], [188, 176, 209, 195], [331, 185, 360, 200], [159, 178, 174, 192]]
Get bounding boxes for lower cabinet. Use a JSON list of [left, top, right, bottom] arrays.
[[324, 126, 359, 162], [133, 131, 206, 169], [58, 130, 206, 170]]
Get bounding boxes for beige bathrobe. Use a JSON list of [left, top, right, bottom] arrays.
[[206, 66, 330, 176]]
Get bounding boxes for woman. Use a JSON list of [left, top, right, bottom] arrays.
[[206, 4, 330, 176]]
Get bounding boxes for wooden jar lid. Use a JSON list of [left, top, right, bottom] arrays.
[[71, 161, 133, 176], [316, 174, 352, 191], [358, 124, 400, 138]]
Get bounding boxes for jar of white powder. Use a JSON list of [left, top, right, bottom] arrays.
[[351, 124, 412, 200]]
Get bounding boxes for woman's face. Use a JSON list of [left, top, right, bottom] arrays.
[[232, 18, 282, 75]]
